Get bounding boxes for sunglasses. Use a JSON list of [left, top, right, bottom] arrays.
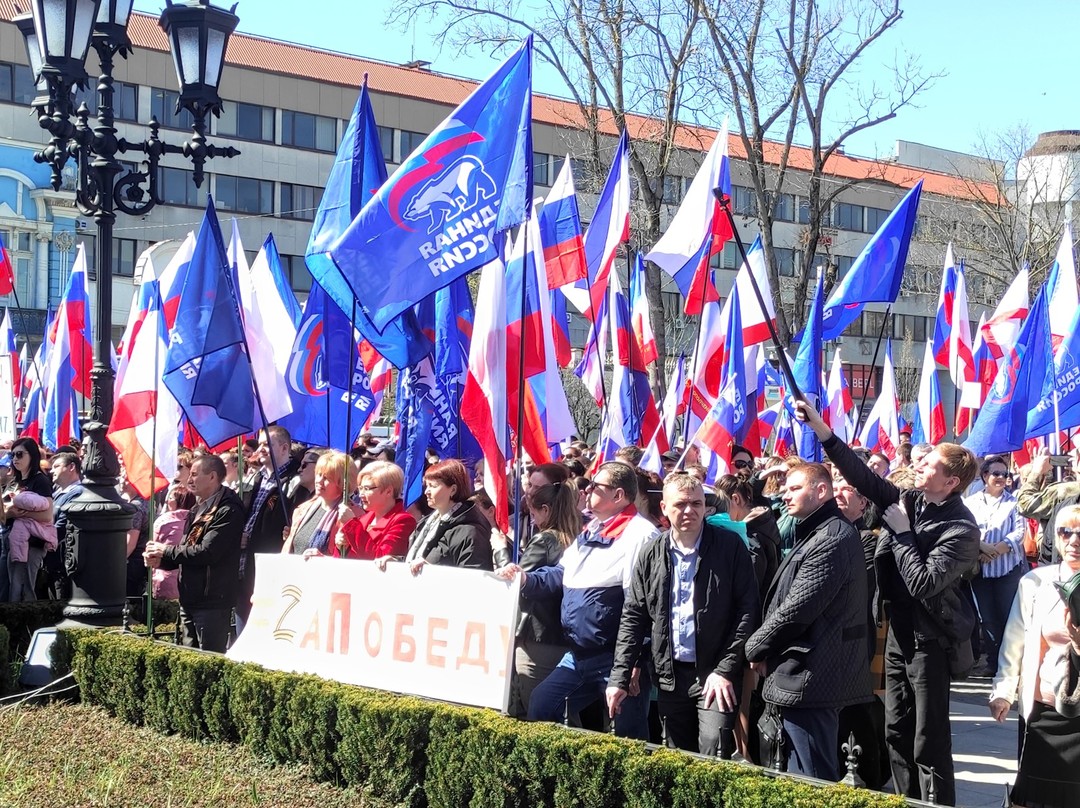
[[12, 451, 27, 459], [732, 459, 752, 470], [1057, 527, 1080, 539], [586, 480, 615, 493], [987, 470, 1009, 478]]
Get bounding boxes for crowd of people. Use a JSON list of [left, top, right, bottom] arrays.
[[1, 412, 1079, 807]]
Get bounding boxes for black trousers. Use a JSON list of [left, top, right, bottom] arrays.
[[657, 661, 735, 757], [179, 606, 232, 653], [884, 625, 955, 805]]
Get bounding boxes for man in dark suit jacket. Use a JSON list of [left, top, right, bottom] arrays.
[[745, 462, 871, 781], [145, 454, 245, 652], [608, 473, 759, 757]]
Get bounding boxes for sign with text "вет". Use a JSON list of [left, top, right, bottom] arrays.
[[228, 555, 521, 711]]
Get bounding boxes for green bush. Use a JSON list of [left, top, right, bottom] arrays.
[[0, 601, 65, 662], [61, 630, 907, 808]]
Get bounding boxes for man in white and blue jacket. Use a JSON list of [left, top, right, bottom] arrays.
[[498, 461, 659, 738]]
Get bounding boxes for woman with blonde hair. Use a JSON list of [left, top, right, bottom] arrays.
[[989, 503, 1080, 807], [334, 461, 416, 559], [284, 451, 353, 557]]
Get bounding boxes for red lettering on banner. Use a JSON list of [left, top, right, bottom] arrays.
[[327, 593, 351, 655], [393, 614, 417, 662], [299, 612, 321, 649], [455, 621, 489, 674], [426, 617, 449, 668], [496, 625, 511, 678], [364, 612, 383, 657]]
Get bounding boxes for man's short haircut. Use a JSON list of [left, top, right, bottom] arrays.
[[662, 471, 703, 498], [912, 442, 933, 456], [194, 453, 226, 481], [614, 445, 644, 466], [361, 460, 405, 500], [851, 447, 871, 463], [869, 451, 890, 465], [790, 461, 833, 493], [936, 443, 978, 493], [596, 461, 638, 502], [52, 451, 81, 474], [265, 425, 291, 447]]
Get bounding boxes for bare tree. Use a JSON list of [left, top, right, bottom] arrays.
[[560, 366, 602, 440], [916, 126, 1080, 301], [387, 0, 720, 387], [700, 0, 941, 342]]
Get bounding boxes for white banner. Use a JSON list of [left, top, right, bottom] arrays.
[[228, 555, 521, 711], [0, 356, 15, 442]]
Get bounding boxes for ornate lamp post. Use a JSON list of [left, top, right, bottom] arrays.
[[18, 0, 240, 626]]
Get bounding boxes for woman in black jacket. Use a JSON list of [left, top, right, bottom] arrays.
[[400, 459, 503, 573]]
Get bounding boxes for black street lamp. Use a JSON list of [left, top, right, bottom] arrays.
[[18, 0, 240, 626]]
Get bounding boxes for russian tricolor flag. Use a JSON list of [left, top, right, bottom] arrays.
[[646, 120, 733, 315], [539, 156, 588, 290]]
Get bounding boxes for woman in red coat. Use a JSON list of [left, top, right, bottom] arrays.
[[332, 461, 416, 560]]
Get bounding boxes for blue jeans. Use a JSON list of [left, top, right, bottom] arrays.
[[782, 705, 840, 781], [527, 649, 651, 740]]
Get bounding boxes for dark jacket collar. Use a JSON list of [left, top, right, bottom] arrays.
[[793, 498, 843, 543]]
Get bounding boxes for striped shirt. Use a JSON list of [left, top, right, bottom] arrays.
[[962, 489, 1025, 578]]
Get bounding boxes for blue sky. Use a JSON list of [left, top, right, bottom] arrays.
[[137, 0, 1077, 160]]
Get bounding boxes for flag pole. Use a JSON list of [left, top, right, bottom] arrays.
[[143, 284, 167, 637], [10, 288, 46, 396], [714, 190, 803, 401], [345, 301, 358, 455], [512, 223, 530, 562], [853, 306, 892, 439], [678, 244, 717, 461], [625, 244, 640, 441]]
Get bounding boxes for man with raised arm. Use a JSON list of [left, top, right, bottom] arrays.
[[795, 400, 979, 805]]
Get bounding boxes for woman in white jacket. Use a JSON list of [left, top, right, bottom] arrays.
[[989, 504, 1080, 808]]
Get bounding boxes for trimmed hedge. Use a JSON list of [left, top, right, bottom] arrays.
[[58, 630, 907, 808]]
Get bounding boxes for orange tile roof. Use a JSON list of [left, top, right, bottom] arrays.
[[0, 2, 997, 202]]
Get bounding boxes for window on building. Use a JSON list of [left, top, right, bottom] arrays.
[[892, 313, 927, 343], [396, 129, 426, 163], [281, 110, 337, 152], [217, 100, 274, 142], [797, 197, 831, 227], [663, 174, 684, 206], [377, 126, 394, 162], [0, 227, 34, 306], [150, 87, 194, 130], [216, 175, 274, 214], [280, 253, 313, 294], [835, 254, 855, 278], [862, 309, 886, 338], [864, 206, 890, 234], [532, 152, 552, 187], [834, 202, 865, 232], [1, 62, 35, 105], [281, 182, 324, 221], [774, 247, 799, 277], [772, 192, 795, 222], [113, 238, 137, 277], [732, 185, 757, 216], [157, 166, 201, 207]]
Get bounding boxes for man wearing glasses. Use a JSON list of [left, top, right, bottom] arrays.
[[496, 461, 659, 737]]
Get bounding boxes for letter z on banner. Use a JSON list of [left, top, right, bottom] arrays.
[[228, 555, 521, 711]]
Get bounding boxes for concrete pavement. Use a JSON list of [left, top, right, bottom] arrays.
[[950, 674, 1016, 808]]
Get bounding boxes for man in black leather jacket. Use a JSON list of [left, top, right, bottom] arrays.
[[744, 462, 871, 780], [797, 400, 980, 805], [607, 473, 758, 756]]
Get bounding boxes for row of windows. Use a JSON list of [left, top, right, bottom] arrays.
[[107, 236, 314, 294], [731, 186, 892, 233], [154, 166, 323, 219]]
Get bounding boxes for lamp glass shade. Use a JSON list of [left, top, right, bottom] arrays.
[[13, 14, 44, 80], [159, 0, 238, 109], [95, 0, 134, 28], [37, 0, 100, 63]]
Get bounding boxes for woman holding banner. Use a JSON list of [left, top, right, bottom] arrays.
[[332, 461, 416, 560], [288, 451, 354, 557]]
